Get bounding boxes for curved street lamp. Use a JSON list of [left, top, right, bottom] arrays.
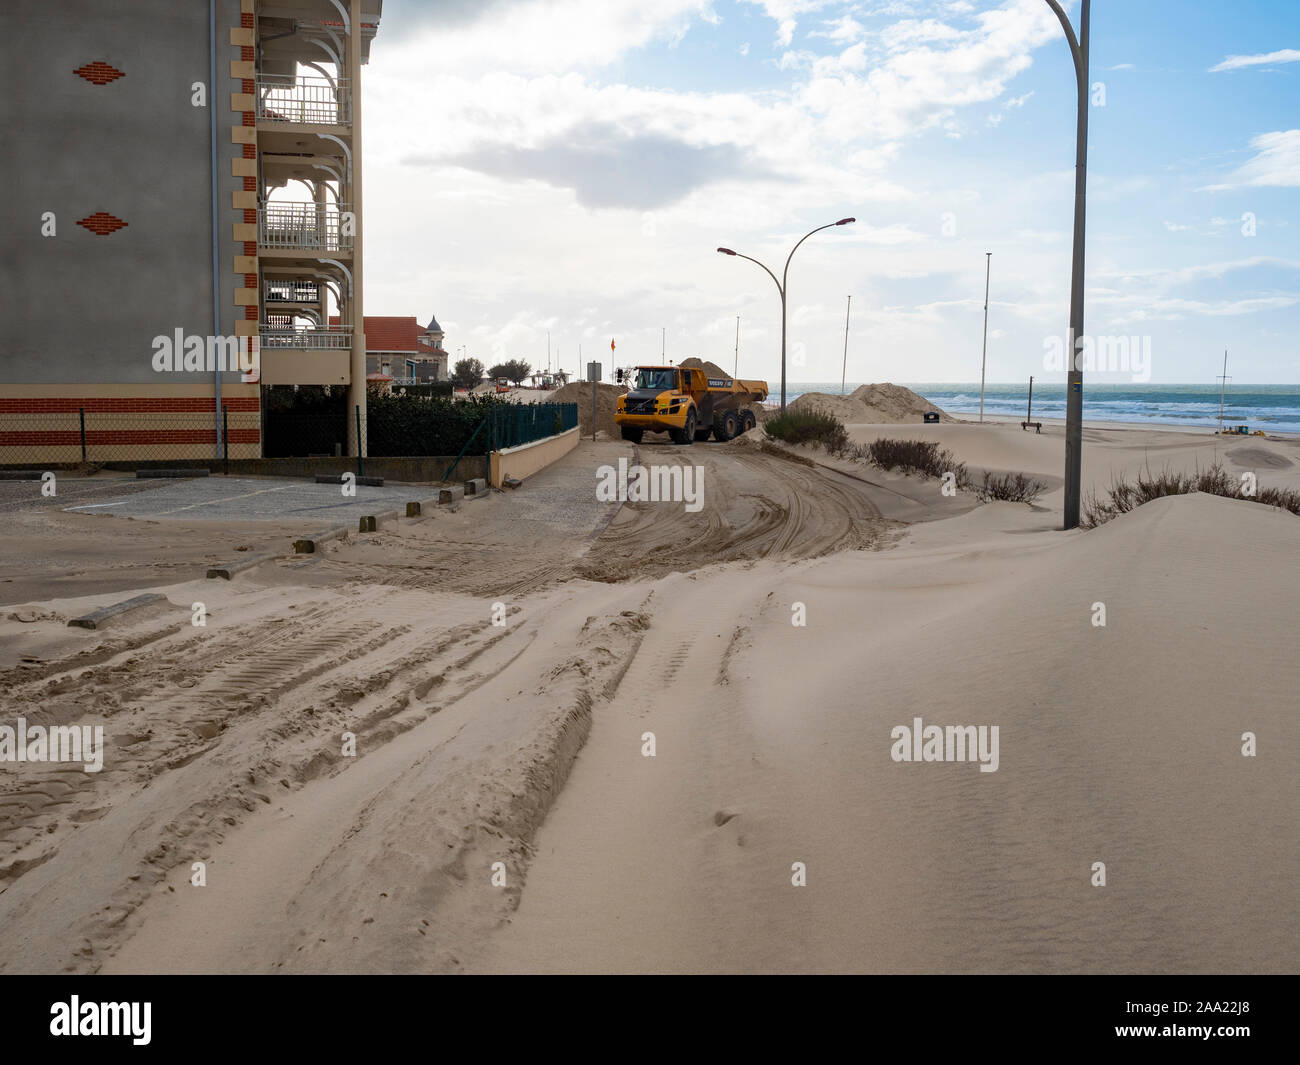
[[1042, 0, 1090, 530], [718, 216, 855, 411]]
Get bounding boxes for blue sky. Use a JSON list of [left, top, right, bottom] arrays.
[[357, 0, 1299, 383]]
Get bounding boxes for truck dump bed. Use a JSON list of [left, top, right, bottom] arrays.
[[697, 373, 769, 401]]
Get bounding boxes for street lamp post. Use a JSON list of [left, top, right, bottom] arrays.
[[717, 217, 855, 411], [1043, 0, 1090, 530]]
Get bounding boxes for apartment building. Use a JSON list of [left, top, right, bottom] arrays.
[[2, 0, 381, 461]]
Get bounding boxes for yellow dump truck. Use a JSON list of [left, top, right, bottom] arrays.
[[615, 365, 769, 444]]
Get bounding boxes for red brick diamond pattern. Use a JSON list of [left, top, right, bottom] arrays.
[[74, 61, 125, 85], [77, 213, 128, 236]]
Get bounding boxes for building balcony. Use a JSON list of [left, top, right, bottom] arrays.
[[264, 278, 322, 306], [260, 324, 353, 350], [258, 202, 353, 252], [256, 73, 351, 126]]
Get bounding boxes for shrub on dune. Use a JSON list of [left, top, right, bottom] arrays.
[[975, 471, 1046, 504], [764, 410, 850, 452], [1082, 462, 1300, 528], [865, 437, 969, 486]]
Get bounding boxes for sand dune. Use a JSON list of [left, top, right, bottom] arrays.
[[474, 493, 1298, 973]]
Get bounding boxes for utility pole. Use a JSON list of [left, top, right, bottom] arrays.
[[979, 252, 991, 422], [734, 316, 739, 377], [1217, 350, 1230, 433], [841, 294, 852, 395], [1043, 0, 1090, 529], [661, 326, 665, 359]]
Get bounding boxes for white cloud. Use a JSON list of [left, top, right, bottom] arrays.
[[1209, 49, 1300, 73], [810, 14, 867, 43], [383, 0, 716, 76], [1204, 130, 1300, 190], [1162, 221, 1190, 232]]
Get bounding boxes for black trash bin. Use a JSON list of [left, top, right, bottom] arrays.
[[923, 411, 940, 424]]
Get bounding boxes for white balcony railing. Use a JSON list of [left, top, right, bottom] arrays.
[[264, 279, 321, 305], [260, 324, 353, 350], [256, 74, 351, 126], [258, 202, 353, 251]]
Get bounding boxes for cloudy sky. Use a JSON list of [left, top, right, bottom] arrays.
[[350, 0, 1299, 384]]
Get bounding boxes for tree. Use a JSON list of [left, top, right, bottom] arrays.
[[502, 359, 532, 386], [486, 362, 510, 381], [452, 357, 484, 390]]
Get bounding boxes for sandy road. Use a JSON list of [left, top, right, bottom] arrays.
[[0, 438, 898, 972]]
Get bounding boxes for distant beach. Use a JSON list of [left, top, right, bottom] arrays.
[[776, 383, 1300, 435]]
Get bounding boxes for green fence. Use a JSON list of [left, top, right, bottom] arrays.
[[488, 403, 578, 451]]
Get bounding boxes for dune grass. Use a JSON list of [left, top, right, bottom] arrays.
[[1082, 463, 1300, 528], [864, 438, 969, 486], [764, 409, 850, 452], [974, 471, 1047, 504]]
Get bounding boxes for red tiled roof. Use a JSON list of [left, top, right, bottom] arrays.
[[328, 315, 436, 354]]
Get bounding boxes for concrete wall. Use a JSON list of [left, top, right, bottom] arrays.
[[490, 427, 580, 488], [85, 455, 491, 482], [1, 0, 243, 385]]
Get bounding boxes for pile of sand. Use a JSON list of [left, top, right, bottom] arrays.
[[679, 357, 731, 379], [679, 358, 765, 427], [549, 380, 625, 436], [788, 383, 955, 424]]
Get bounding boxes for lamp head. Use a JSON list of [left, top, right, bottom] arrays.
[[717, 247, 737, 255], [836, 217, 856, 226]]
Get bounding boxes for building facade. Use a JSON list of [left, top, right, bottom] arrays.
[[328, 315, 450, 383], [2, 0, 381, 462]]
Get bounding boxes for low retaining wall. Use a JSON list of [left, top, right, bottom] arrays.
[[1, 455, 491, 483], [490, 427, 580, 488]]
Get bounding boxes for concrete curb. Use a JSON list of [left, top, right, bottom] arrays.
[[293, 525, 350, 554], [68, 593, 172, 630], [358, 508, 402, 533], [137, 469, 209, 479], [0, 470, 46, 481], [206, 552, 278, 580], [294, 485, 477, 551]]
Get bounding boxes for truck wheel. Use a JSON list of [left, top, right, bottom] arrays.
[[620, 427, 643, 443], [740, 410, 756, 433], [713, 409, 738, 442], [671, 410, 696, 445]]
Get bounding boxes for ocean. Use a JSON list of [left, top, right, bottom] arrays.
[[780, 383, 1300, 434]]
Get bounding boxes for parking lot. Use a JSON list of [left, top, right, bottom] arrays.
[[51, 475, 429, 524]]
